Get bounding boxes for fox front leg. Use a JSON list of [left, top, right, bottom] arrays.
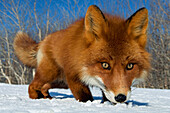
[[66, 75, 93, 102]]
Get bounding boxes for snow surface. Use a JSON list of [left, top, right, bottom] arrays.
[[0, 83, 170, 113]]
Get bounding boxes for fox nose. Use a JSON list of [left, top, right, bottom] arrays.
[[115, 94, 126, 103]]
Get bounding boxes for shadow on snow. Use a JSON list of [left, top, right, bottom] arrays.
[[50, 92, 149, 107], [126, 100, 149, 106], [50, 91, 102, 100]]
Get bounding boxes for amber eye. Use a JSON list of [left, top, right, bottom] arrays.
[[126, 63, 134, 70], [101, 62, 111, 70]]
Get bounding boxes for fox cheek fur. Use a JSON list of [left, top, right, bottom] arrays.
[[13, 5, 150, 103]]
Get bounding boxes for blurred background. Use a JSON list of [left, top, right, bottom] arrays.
[[0, 0, 169, 89]]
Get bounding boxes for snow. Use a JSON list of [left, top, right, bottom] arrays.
[[0, 83, 170, 113]]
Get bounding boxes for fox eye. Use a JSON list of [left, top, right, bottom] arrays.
[[101, 62, 111, 70], [126, 63, 134, 70]]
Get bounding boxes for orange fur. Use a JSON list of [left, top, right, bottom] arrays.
[[13, 5, 150, 103]]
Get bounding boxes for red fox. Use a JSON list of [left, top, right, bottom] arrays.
[[14, 5, 150, 103]]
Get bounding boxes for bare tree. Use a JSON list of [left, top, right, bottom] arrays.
[[145, 0, 170, 89]]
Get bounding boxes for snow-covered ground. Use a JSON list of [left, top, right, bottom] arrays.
[[0, 83, 170, 113]]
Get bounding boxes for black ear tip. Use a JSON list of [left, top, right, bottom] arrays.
[[137, 7, 148, 12], [87, 5, 106, 22], [87, 5, 102, 13], [126, 7, 148, 23], [139, 7, 147, 10], [89, 5, 100, 9]]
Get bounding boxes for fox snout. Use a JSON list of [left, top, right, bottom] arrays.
[[81, 66, 133, 103], [103, 89, 131, 103]]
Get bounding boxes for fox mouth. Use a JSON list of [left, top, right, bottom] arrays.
[[93, 78, 131, 104], [102, 90, 131, 104], [91, 76, 131, 103], [110, 101, 129, 105]]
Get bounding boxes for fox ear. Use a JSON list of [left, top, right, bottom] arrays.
[[126, 8, 148, 48], [85, 5, 106, 38]]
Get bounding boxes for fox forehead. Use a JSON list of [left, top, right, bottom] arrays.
[[103, 15, 128, 40], [89, 39, 140, 61]]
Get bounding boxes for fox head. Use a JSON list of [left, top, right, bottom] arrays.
[[80, 5, 150, 103]]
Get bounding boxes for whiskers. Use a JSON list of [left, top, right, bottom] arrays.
[[131, 79, 139, 86], [131, 87, 137, 92], [131, 79, 139, 93]]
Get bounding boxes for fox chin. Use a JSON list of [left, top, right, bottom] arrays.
[[14, 5, 150, 103]]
